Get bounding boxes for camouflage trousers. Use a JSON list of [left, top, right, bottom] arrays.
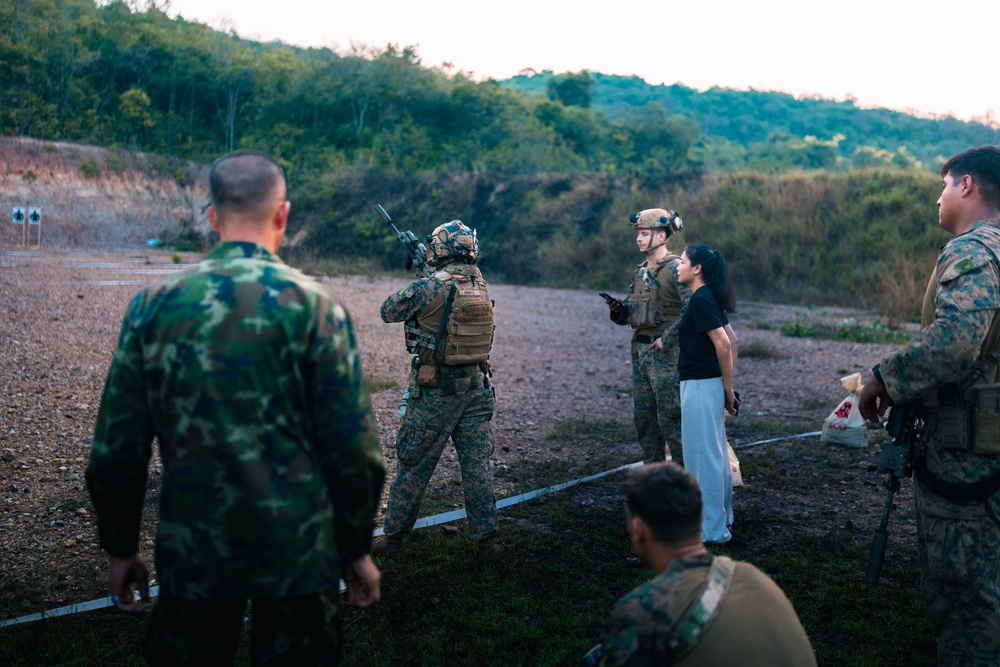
[[144, 591, 341, 666], [384, 372, 499, 541], [632, 344, 683, 465], [915, 481, 1000, 667]]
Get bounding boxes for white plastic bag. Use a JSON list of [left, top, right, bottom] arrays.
[[728, 442, 743, 487], [820, 372, 867, 447]]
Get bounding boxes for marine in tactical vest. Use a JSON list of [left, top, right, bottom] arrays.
[[859, 145, 1000, 666], [400, 221, 494, 389], [605, 208, 691, 464], [375, 220, 503, 564]]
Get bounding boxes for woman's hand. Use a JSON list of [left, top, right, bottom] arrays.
[[724, 387, 738, 416]]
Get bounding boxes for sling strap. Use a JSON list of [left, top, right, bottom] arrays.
[[668, 555, 737, 663], [431, 282, 458, 364]]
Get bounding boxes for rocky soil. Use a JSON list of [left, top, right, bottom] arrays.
[[0, 247, 910, 621]]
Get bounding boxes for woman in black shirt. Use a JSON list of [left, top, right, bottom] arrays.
[[676, 243, 739, 543]]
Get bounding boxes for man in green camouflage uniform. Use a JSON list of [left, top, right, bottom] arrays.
[[374, 220, 502, 563], [860, 146, 1000, 667], [581, 463, 816, 666], [86, 151, 385, 666], [606, 209, 690, 464]]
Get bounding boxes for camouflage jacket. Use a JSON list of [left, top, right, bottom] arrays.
[[86, 241, 385, 600], [598, 552, 703, 666], [599, 553, 816, 666], [879, 219, 1000, 403]]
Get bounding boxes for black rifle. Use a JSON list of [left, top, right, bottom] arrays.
[[865, 403, 918, 585], [375, 204, 430, 276]]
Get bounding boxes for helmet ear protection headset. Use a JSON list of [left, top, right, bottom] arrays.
[[425, 220, 479, 265], [629, 209, 683, 236]]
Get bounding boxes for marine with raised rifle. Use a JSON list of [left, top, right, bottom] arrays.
[[372, 207, 503, 564]]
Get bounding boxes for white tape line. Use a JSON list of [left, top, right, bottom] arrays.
[[1, 433, 823, 628], [1, 461, 644, 628], [496, 461, 645, 508], [733, 431, 822, 450], [0, 586, 161, 628], [373, 461, 643, 536]]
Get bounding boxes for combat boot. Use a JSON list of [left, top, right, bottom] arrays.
[[371, 534, 405, 558], [474, 535, 505, 565]]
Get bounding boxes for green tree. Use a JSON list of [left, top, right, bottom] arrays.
[[211, 23, 256, 152], [546, 70, 593, 108], [612, 102, 702, 177], [118, 86, 154, 144]]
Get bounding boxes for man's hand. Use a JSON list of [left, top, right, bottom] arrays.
[[604, 296, 623, 316], [859, 376, 893, 423], [343, 555, 381, 609], [109, 553, 150, 614]]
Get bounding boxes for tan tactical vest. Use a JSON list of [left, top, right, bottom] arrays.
[[404, 266, 494, 366], [625, 254, 685, 335]]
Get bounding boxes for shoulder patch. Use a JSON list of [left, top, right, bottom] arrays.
[[953, 258, 977, 275], [939, 257, 982, 284], [939, 236, 997, 284]]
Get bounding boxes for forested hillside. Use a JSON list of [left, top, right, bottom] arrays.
[[0, 0, 698, 177], [502, 71, 1000, 170], [0, 0, 981, 314], [5, 0, 997, 178]]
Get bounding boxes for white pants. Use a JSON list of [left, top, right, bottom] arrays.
[[680, 377, 733, 543]]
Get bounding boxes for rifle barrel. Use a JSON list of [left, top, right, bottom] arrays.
[[865, 484, 896, 585], [374, 204, 392, 225]]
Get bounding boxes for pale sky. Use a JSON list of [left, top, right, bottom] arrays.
[[163, 0, 998, 124]]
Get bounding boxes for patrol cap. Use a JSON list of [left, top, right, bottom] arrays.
[[629, 208, 683, 235]]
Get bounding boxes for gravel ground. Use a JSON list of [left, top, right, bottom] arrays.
[[0, 248, 907, 620]]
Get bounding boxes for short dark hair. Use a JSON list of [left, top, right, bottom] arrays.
[[209, 151, 286, 216], [941, 145, 1000, 210], [624, 463, 702, 544]]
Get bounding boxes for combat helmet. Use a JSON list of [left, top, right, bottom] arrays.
[[629, 208, 684, 236], [425, 220, 478, 265]]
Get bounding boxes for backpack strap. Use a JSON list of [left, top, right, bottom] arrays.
[[668, 555, 737, 663]]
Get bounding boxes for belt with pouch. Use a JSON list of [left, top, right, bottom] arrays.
[[417, 362, 483, 394], [922, 381, 1000, 455]]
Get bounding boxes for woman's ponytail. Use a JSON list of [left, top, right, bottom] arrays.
[[684, 243, 736, 313]]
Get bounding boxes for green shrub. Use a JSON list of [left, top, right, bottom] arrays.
[[80, 157, 102, 178], [780, 316, 911, 344]]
